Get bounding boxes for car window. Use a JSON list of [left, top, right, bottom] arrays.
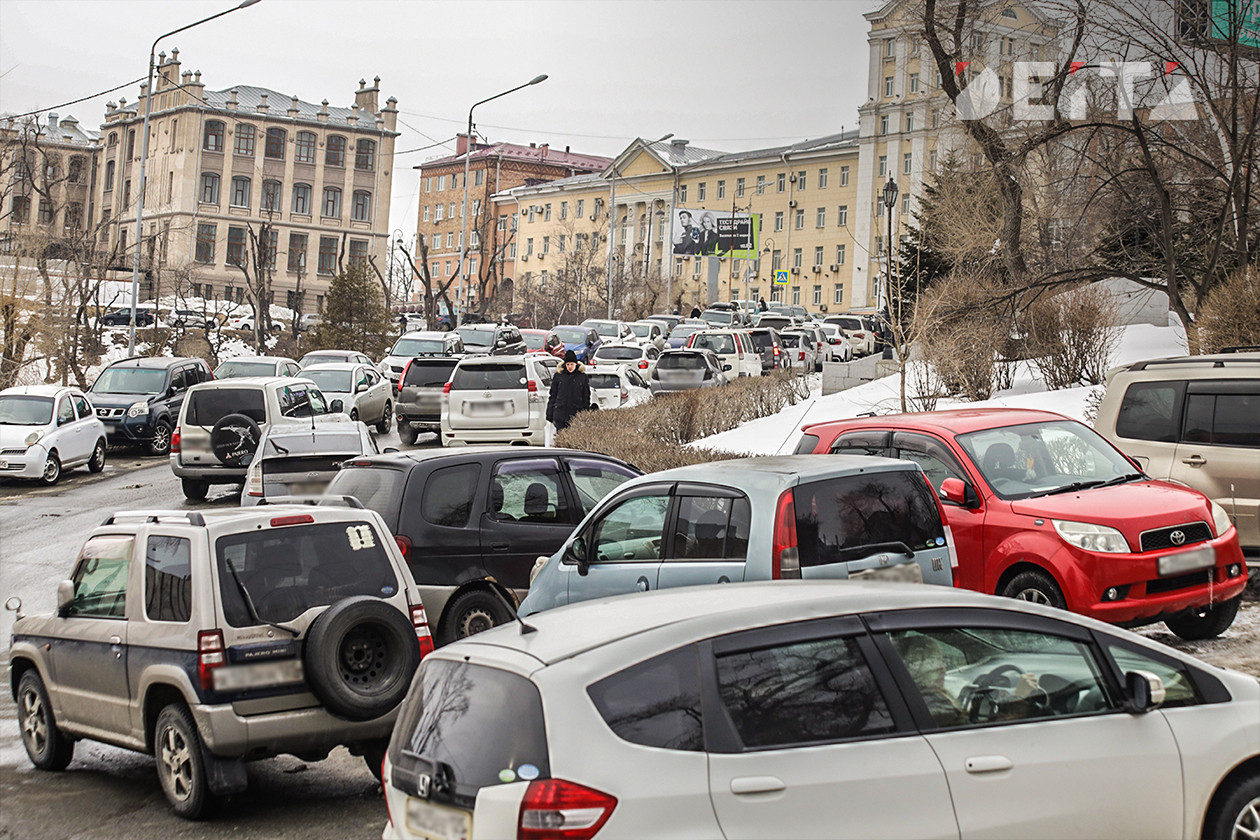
[[591, 494, 670, 563], [533, 359, 555, 387], [1103, 640, 1200, 708], [566, 458, 639, 513], [886, 627, 1118, 730], [69, 534, 133, 619], [404, 361, 458, 388], [715, 634, 895, 748], [279, 384, 325, 418], [490, 458, 569, 524], [327, 466, 406, 523], [627, 369, 648, 389], [187, 388, 266, 425], [451, 363, 526, 391], [172, 367, 193, 393], [216, 521, 399, 626], [795, 470, 945, 565], [587, 645, 703, 751], [893, 432, 968, 493], [958, 420, 1137, 500], [829, 430, 890, 457], [422, 463, 481, 528], [1115, 381, 1185, 442], [1183, 389, 1260, 446], [145, 535, 192, 622], [57, 396, 75, 425], [91, 366, 168, 396], [72, 394, 92, 419], [669, 495, 751, 560]]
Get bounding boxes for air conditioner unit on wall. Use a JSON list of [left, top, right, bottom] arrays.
[[812, 265, 822, 273], [830, 264, 841, 272], [788, 200, 798, 208], [521, 254, 529, 261], [790, 267, 800, 275], [589, 214, 597, 221]]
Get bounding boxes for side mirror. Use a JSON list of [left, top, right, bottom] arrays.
[[356, 381, 369, 392], [383, 447, 399, 453], [330, 399, 344, 414], [723, 364, 733, 371], [56, 579, 75, 617], [940, 477, 980, 509], [1125, 670, 1166, 713], [568, 536, 589, 575]]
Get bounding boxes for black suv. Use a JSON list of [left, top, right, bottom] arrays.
[[325, 447, 640, 644], [88, 356, 212, 455], [455, 322, 527, 355]]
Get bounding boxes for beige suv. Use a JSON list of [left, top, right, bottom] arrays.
[[1095, 351, 1259, 580], [7, 506, 432, 819]]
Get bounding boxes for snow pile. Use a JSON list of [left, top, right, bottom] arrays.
[[696, 319, 1188, 456]]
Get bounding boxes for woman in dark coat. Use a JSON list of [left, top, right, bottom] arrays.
[[547, 350, 592, 431]]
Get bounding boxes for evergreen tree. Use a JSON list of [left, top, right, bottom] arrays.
[[309, 263, 393, 357]]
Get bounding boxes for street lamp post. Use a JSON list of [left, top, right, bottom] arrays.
[[607, 132, 671, 318], [882, 176, 899, 358], [457, 75, 547, 328], [126, 0, 261, 356]]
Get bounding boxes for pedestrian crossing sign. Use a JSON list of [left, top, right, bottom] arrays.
[[773, 269, 790, 285]]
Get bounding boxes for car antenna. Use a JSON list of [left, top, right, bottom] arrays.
[[488, 584, 536, 635]]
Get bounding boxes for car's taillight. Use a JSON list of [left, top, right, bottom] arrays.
[[620, 387, 628, 403], [270, 514, 314, 527], [443, 382, 452, 394], [854, 331, 866, 338], [399, 359, 412, 387], [519, 778, 618, 840], [798, 351, 806, 361], [411, 604, 434, 659], [527, 380, 538, 393], [171, 426, 181, 453], [247, 467, 263, 497], [394, 534, 411, 559], [198, 629, 225, 691], [638, 360, 649, 369], [772, 489, 800, 580], [773, 346, 781, 356]]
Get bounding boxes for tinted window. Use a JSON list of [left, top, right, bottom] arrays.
[[326, 465, 406, 523], [390, 659, 550, 802], [779, 333, 802, 348], [748, 332, 775, 349], [588, 374, 621, 389], [657, 353, 706, 370], [794, 470, 945, 566], [588, 646, 703, 751], [893, 432, 968, 493], [216, 521, 399, 626], [670, 495, 751, 559], [692, 334, 735, 354], [280, 384, 327, 418], [716, 635, 894, 748], [70, 534, 133, 618], [491, 459, 568, 523], [145, 536, 192, 622], [1115, 381, 1184, 442], [73, 395, 91, 419], [451, 363, 526, 391], [422, 463, 481, 527], [215, 361, 277, 378], [186, 388, 266, 425], [404, 360, 459, 388], [1183, 391, 1260, 446], [596, 346, 642, 361], [567, 458, 639, 513]]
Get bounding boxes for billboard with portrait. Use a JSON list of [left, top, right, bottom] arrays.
[[671, 209, 760, 259]]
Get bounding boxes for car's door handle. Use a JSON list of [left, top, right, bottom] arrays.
[[635, 576, 650, 592], [490, 542, 510, 551], [1181, 454, 1207, 466], [109, 635, 122, 645], [965, 755, 1013, 774], [730, 776, 786, 795]]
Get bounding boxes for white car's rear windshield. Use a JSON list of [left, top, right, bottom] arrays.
[[451, 363, 526, 391]]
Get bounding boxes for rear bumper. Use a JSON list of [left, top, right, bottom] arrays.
[[170, 456, 246, 483], [441, 428, 542, 446], [192, 697, 396, 758]]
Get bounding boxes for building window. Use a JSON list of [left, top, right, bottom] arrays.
[[352, 190, 371, 221], [263, 228, 278, 269], [294, 130, 317, 163], [288, 233, 307, 272], [67, 156, 85, 184], [814, 246, 825, 266], [813, 284, 822, 305], [326, 135, 346, 167], [909, 73, 920, 93], [878, 156, 888, 177], [834, 283, 844, 304], [773, 173, 783, 193], [576, 199, 585, 217], [679, 184, 688, 204], [930, 150, 938, 171], [774, 211, 784, 232], [526, 237, 534, 255], [559, 201, 568, 220], [234, 124, 255, 156], [816, 207, 826, 227], [65, 202, 83, 230], [436, 174, 446, 192], [10, 196, 29, 224], [814, 169, 826, 190], [449, 202, 457, 219], [904, 152, 913, 174], [230, 176, 251, 208], [771, 249, 782, 270], [348, 239, 369, 266], [423, 205, 431, 223], [797, 171, 806, 189], [544, 203, 552, 221], [199, 173, 219, 204], [265, 128, 286, 160], [203, 120, 224, 152], [318, 236, 338, 275], [446, 231, 453, 247], [108, 131, 118, 147], [123, 179, 131, 208], [227, 226, 246, 266], [194, 224, 216, 263], [355, 139, 376, 171], [880, 115, 890, 135], [836, 244, 846, 265], [36, 199, 53, 225], [697, 182, 706, 201], [792, 286, 801, 305], [885, 76, 895, 97], [840, 165, 850, 186], [292, 183, 311, 214], [905, 112, 914, 132], [902, 193, 911, 214], [736, 177, 745, 198], [104, 160, 115, 192], [435, 203, 444, 221], [126, 129, 136, 158], [838, 205, 848, 227], [794, 209, 805, 230], [542, 236, 551, 254], [474, 169, 484, 187], [885, 37, 896, 57], [717, 180, 725, 199], [322, 187, 341, 218], [262, 179, 282, 212], [793, 248, 803, 268]]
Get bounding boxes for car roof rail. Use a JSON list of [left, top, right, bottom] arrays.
[[1221, 345, 1260, 353], [257, 495, 364, 509], [1128, 354, 1260, 370], [101, 511, 206, 526]]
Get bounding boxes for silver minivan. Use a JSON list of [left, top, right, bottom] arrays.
[[521, 454, 956, 614], [440, 355, 555, 446]]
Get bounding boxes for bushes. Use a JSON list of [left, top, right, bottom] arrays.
[[555, 371, 809, 472], [1026, 285, 1121, 389], [915, 275, 1010, 402], [1196, 268, 1260, 353]]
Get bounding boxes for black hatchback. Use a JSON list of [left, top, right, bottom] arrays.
[[324, 448, 640, 644]]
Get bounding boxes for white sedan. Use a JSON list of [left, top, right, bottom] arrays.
[[819, 322, 854, 362], [0, 385, 107, 484], [591, 342, 661, 379], [586, 363, 652, 410], [300, 362, 393, 433], [382, 581, 1260, 840]]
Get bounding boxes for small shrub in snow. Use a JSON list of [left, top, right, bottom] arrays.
[[1026, 285, 1121, 389], [1196, 268, 1260, 353]]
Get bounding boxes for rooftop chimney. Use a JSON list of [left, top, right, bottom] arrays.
[[318, 100, 329, 122], [539, 143, 549, 158], [227, 89, 239, 111], [670, 138, 689, 158], [354, 75, 380, 113], [256, 92, 269, 113], [288, 95, 300, 118], [47, 113, 59, 131]]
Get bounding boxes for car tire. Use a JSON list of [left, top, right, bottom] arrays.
[[17, 670, 74, 771], [209, 414, 260, 467], [376, 402, 392, 435], [1204, 772, 1260, 840], [362, 738, 389, 783], [350, 408, 358, 422], [304, 596, 420, 721], [87, 439, 106, 473], [39, 451, 61, 486], [146, 422, 172, 457], [154, 704, 216, 820], [1000, 569, 1066, 609], [181, 478, 209, 501], [441, 589, 514, 645], [398, 422, 417, 446], [1163, 596, 1241, 641]]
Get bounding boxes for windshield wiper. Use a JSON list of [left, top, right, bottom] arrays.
[[1039, 480, 1108, 497], [223, 558, 299, 637], [1098, 472, 1144, 488]]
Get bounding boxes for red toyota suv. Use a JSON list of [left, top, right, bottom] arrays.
[[797, 408, 1248, 639]]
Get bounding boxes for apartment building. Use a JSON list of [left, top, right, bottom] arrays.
[[1, 112, 99, 253], [94, 48, 398, 312]]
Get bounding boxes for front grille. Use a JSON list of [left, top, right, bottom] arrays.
[[96, 407, 124, 418], [1, 447, 26, 456], [1147, 569, 1212, 595], [1140, 521, 1212, 552]]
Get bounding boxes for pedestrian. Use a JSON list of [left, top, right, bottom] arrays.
[[547, 350, 592, 433], [690, 305, 702, 318], [758, 297, 768, 312]]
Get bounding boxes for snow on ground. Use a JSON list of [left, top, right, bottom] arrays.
[[698, 318, 1189, 456]]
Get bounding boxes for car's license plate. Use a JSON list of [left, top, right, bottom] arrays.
[[850, 562, 924, 583], [288, 481, 327, 496], [467, 401, 508, 416], [212, 658, 303, 691], [406, 798, 472, 840], [1158, 545, 1215, 577]]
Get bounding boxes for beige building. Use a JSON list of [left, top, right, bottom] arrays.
[[94, 48, 398, 313], [1, 112, 99, 253]]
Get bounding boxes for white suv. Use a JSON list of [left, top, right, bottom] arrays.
[[440, 354, 555, 446], [685, 328, 763, 378]]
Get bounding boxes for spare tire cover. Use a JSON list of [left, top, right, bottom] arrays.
[[210, 413, 262, 466], [303, 596, 420, 721]]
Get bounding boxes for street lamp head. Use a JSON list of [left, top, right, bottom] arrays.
[[657, 132, 674, 143], [883, 177, 899, 207], [528, 74, 548, 85], [237, 0, 262, 7]]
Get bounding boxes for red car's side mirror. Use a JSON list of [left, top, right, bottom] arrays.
[[940, 477, 970, 506]]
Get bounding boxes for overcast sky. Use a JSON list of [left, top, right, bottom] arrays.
[[0, 0, 876, 235]]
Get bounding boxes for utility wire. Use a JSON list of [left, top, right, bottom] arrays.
[[4, 76, 146, 121]]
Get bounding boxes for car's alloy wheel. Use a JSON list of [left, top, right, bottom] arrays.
[[155, 704, 214, 819], [87, 440, 106, 473], [147, 423, 171, 456], [1233, 795, 1260, 840], [40, 452, 61, 485], [17, 671, 74, 770], [1000, 569, 1066, 610], [376, 402, 392, 434]]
